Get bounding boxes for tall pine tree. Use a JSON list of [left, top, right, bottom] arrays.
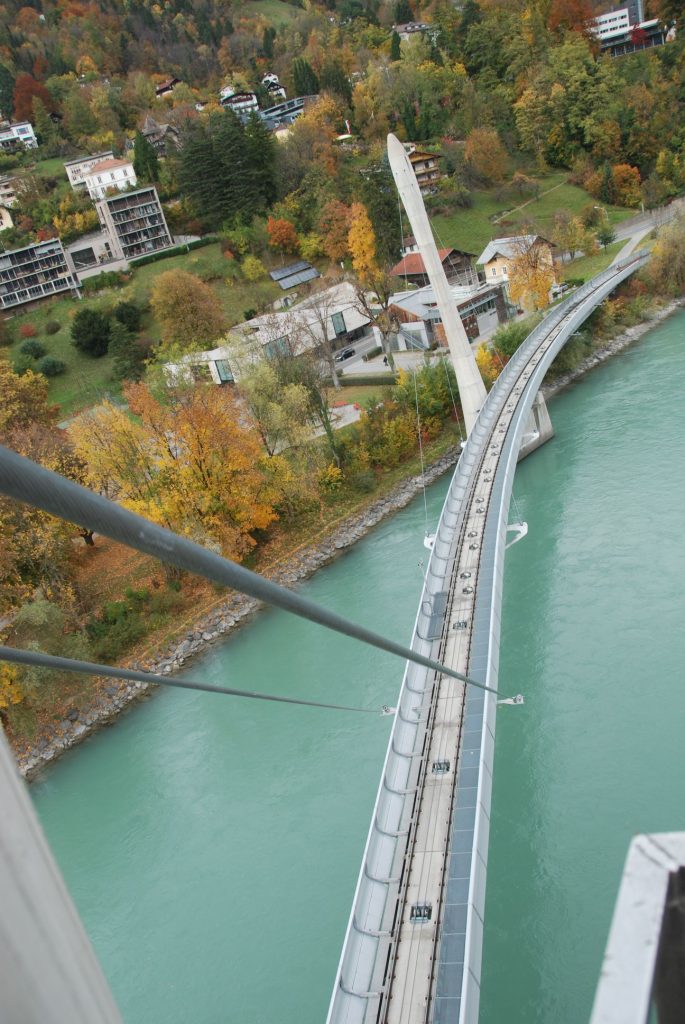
[[292, 58, 319, 97], [133, 131, 159, 183]]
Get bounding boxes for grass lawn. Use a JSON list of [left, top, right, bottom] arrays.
[[246, 0, 300, 24], [327, 383, 395, 407], [560, 240, 625, 281], [4, 243, 282, 416], [431, 173, 634, 257]]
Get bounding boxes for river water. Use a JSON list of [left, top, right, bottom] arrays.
[[32, 310, 685, 1023]]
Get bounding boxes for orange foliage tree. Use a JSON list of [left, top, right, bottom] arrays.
[[611, 164, 642, 208], [318, 199, 352, 262], [267, 216, 300, 255], [70, 382, 279, 561], [508, 239, 555, 311], [13, 73, 55, 121]]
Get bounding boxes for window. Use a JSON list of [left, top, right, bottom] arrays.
[[264, 335, 290, 360], [331, 311, 347, 337], [491, 267, 497, 276], [214, 359, 234, 383]]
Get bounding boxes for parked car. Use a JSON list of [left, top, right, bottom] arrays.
[[335, 347, 356, 362]]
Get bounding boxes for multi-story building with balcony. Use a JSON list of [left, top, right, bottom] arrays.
[[95, 186, 173, 261], [403, 144, 443, 195], [0, 121, 37, 151], [0, 238, 79, 310]]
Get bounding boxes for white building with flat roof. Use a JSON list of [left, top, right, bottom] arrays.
[[63, 151, 115, 191], [83, 157, 136, 200], [165, 281, 378, 385], [0, 121, 37, 151]]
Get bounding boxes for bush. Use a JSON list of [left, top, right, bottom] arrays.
[[337, 373, 397, 387], [44, 319, 61, 335], [71, 307, 111, 357], [362, 346, 383, 361], [113, 301, 142, 332], [19, 338, 46, 359], [36, 355, 66, 377], [240, 254, 267, 282], [81, 270, 127, 294], [128, 237, 215, 268], [12, 353, 35, 376], [19, 323, 37, 338]]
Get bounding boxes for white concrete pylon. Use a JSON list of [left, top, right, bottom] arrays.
[[386, 133, 487, 434]]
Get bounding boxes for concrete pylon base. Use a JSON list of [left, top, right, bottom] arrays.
[[518, 390, 554, 461]]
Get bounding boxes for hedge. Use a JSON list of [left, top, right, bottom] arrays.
[[337, 373, 398, 387], [128, 236, 218, 268]]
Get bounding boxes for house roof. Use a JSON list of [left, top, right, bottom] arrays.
[[64, 151, 113, 169], [390, 248, 475, 277], [86, 158, 133, 175], [476, 234, 553, 265], [389, 280, 496, 320]]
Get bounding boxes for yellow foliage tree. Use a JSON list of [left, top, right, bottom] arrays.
[[508, 240, 555, 312], [70, 382, 279, 561], [0, 364, 79, 612], [0, 663, 24, 715], [348, 202, 378, 285], [475, 344, 501, 387], [150, 269, 227, 351]]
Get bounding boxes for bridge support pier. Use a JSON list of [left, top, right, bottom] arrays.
[[518, 390, 554, 461]]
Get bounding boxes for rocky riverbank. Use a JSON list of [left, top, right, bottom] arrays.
[[17, 445, 462, 780]]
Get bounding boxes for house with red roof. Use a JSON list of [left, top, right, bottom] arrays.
[[390, 247, 480, 289]]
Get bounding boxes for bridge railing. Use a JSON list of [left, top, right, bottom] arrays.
[[326, 251, 650, 1024]]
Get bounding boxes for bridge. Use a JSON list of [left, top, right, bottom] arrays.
[[326, 250, 649, 1024]]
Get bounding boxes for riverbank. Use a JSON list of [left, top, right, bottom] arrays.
[[543, 296, 685, 399], [15, 296, 684, 780]]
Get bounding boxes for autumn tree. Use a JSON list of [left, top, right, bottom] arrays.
[[70, 382, 278, 560], [348, 203, 377, 284], [150, 270, 227, 350], [508, 238, 555, 312], [475, 344, 500, 387], [13, 73, 54, 122], [464, 127, 508, 185], [611, 164, 642, 209], [267, 216, 300, 255], [318, 200, 352, 262], [0, 365, 83, 610]]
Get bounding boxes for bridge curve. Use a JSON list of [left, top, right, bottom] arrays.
[[327, 252, 649, 1024]]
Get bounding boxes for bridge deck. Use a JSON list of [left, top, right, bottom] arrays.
[[327, 253, 649, 1024]]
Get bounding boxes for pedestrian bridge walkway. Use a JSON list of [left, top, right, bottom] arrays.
[[327, 251, 649, 1024]]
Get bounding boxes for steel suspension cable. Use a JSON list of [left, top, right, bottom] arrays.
[[0, 646, 385, 714], [0, 445, 511, 699]]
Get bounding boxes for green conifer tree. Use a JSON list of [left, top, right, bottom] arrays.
[[390, 31, 402, 61], [292, 58, 319, 97], [133, 131, 159, 183]]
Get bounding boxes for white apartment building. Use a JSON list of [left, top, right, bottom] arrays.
[[0, 174, 19, 207], [82, 157, 137, 201], [0, 121, 37, 151], [219, 87, 259, 119], [63, 151, 115, 191]]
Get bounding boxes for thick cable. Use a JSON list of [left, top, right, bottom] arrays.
[[0, 646, 386, 714], [0, 445, 508, 698]]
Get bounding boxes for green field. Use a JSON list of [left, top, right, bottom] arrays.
[[4, 243, 282, 415], [560, 240, 625, 281], [431, 173, 634, 257], [246, 0, 300, 25]]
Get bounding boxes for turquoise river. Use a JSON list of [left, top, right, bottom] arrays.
[[32, 309, 685, 1024]]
